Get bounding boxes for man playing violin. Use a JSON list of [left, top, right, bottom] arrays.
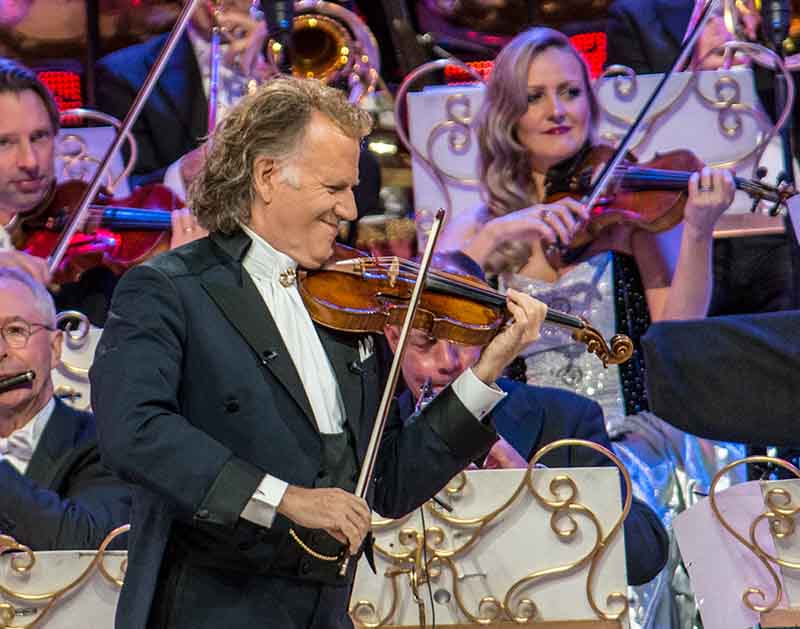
[[90, 76, 550, 629], [0, 267, 129, 550], [0, 58, 206, 323]]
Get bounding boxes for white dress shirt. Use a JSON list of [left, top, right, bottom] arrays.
[[0, 398, 55, 474], [238, 226, 506, 528]]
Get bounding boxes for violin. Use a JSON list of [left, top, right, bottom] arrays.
[[299, 248, 634, 367], [11, 179, 182, 284], [545, 144, 795, 268]]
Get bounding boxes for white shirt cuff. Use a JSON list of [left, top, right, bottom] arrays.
[[163, 158, 187, 201], [240, 474, 288, 528], [451, 367, 506, 422]]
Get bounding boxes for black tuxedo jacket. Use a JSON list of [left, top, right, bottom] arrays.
[[400, 379, 669, 586], [643, 312, 800, 445], [0, 398, 130, 550], [90, 229, 497, 629]]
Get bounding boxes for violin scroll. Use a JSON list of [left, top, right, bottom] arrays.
[[572, 323, 634, 367]]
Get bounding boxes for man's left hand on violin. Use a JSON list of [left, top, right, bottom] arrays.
[[683, 166, 736, 239], [472, 288, 547, 387]]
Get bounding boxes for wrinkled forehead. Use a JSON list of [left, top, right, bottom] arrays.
[[0, 280, 41, 320]]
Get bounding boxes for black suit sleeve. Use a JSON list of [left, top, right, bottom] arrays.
[[642, 313, 800, 445], [0, 448, 130, 551], [371, 383, 498, 519], [94, 61, 169, 187], [604, 1, 651, 73], [91, 264, 264, 529], [538, 394, 668, 586]]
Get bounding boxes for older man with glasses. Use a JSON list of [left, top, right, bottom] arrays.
[[0, 267, 129, 550]]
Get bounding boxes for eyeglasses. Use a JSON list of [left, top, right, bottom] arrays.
[[0, 319, 55, 349]]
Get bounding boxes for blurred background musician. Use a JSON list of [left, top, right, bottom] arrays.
[[385, 250, 669, 589], [0, 267, 129, 550], [436, 25, 745, 628], [0, 57, 205, 325], [94, 0, 382, 222], [605, 0, 797, 317]]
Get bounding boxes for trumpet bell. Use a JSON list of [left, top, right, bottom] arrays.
[[292, 13, 351, 81]]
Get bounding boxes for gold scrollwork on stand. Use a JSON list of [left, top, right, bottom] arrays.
[[394, 58, 485, 239], [708, 456, 800, 615], [352, 439, 633, 626], [0, 524, 129, 628], [598, 40, 793, 178]]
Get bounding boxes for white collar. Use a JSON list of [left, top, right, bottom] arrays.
[[240, 223, 298, 284], [0, 397, 55, 462]]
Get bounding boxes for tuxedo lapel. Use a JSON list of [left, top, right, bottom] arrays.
[[25, 400, 81, 489], [315, 326, 364, 443], [144, 32, 208, 147], [201, 233, 317, 434]]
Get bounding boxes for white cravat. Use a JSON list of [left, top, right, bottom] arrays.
[[0, 398, 55, 474], [239, 224, 346, 527], [240, 223, 346, 434]]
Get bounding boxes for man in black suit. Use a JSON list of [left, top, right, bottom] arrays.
[[384, 252, 668, 587], [90, 77, 549, 629], [604, 0, 796, 317], [0, 267, 129, 550]]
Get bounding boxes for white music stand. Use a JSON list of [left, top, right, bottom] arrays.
[[674, 476, 800, 629], [350, 465, 629, 628], [0, 529, 127, 628]]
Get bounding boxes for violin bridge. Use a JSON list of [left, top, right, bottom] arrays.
[[388, 257, 400, 288]]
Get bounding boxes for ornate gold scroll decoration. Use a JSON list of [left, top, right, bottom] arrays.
[[393, 58, 485, 239], [0, 524, 129, 628], [55, 311, 93, 378], [709, 456, 800, 614], [56, 109, 138, 195], [353, 439, 632, 626], [597, 41, 793, 178]]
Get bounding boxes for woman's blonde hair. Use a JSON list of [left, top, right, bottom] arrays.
[[190, 77, 373, 234], [477, 27, 598, 274]]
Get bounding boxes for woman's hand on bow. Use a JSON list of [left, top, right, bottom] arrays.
[[485, 198, 589, 247]]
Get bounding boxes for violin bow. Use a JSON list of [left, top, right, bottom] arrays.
[[339, 208, 447, 577], [46, 0, 204, 277], [583, 0, 717, 213]]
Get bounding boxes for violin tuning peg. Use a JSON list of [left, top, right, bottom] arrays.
[[755, 166, 768, 181], [749, 197, 760, 213], [769, 200, 782, 216]]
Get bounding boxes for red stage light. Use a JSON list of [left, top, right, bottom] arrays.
[[443, 31, 608, 84], [37, 70, 83, 122]]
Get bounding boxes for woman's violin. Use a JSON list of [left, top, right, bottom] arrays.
[[546, 144, 795, 268], [11, 179, 183, 284], [299, 246, 634, 367]]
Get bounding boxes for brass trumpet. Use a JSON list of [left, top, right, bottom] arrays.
[[263, 0, 381, 104]]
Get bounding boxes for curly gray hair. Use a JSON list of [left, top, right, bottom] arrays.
[[190, 77, 373, 234]]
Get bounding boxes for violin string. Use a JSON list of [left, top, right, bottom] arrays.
[[367, 257, 507, 303]]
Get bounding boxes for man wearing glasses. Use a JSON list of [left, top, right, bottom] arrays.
[[0, 267, 129, 549]]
